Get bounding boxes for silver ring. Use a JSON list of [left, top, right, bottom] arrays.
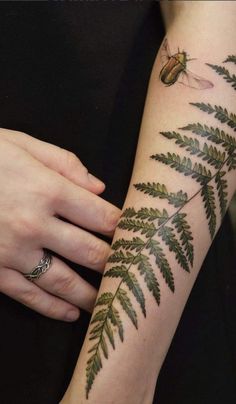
[[24, 249, 53, 282]]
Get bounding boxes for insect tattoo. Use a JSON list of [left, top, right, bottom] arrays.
[[85, 52, 236, 398], [160, 38, 214, 89]]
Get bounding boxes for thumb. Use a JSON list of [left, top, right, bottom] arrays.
[[2, 129, 105, 194]]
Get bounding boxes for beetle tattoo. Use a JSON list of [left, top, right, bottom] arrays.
[[160, 38, 214, 89]]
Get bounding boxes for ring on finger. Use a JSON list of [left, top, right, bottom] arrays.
[[24, 249, 53, 282]]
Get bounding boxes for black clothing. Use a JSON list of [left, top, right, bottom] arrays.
[[0, 3, 235, 404]]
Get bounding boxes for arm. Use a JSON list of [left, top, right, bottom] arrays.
[[62, 2, 236, 403]]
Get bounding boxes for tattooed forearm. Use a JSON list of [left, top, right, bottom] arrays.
[[85, 53, 236, 399]]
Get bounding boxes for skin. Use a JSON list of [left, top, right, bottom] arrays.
[[61, 2, 236, 403], [0, 129, 121, 321]]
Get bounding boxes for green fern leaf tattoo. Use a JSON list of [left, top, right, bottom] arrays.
[[180, 123, 236, 151], [108, 306, 124, 342], [172, 213, 194, 266], [134, 182, 188, 207], [117, 288, 138, 328], [104, 267, 146, 317], [215, 171, 228, 219], [158, 226, 190, 272], [161, 131, 225, 168], [190, 103, 236, 131], [108, 251, 135, 264], [224, 55, 236, 65], [85, 54, 236, 399], [201, 184, 217, 239], [206, 63, 236, 90], [135, 253, 161, 303], [95, 292, 114, 307], [146, 239, 174, 292], [118, 218, 157, 237], [151, 152, 212, 184], [112, 237, 145, 252]]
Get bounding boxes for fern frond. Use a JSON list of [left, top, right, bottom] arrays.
[[151, 152, 212, 184], [224, 55, 236, 65], [180, 123, 236, 151], [104, 319, 115, 348], [201, 143, 225, 168], [201, 184, 217, 239], [86, 306, 118, 398], [158, 226, 190, 272], [161, 131, 201, 154], [86, 348, 102, 399], [112, 237, 145, 252], [206, 64, 236, 90], [161, 131, 225, 168], [108, 306, 124, 341], [95, 292, 114, 307], [100, 335, 108, 359], [88, 323, 104, 341], [134, 182, 188, 207], [136, 207, 169, 224], [226, 151, 236, 171], [90, 308, 109, 325], [122, 207, 169, 224], [190, 103, 236, 131], [172, 213, 194, 266], [104, 268, 146, 317], [108, 251, 135, 264], [146, 239, 175, 291], [121, 207, 136, 218], [215, 171, 228, 219], [134, 254, 161, 304], [123, 271, 146, 317], [118, 218, 157, 237], [104, 265, 128, 281], [117, 288, 138, 328]]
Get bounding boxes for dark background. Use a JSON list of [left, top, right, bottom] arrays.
[[0, 2, 235, 403]]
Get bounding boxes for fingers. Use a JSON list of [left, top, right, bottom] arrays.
[[31, 253, 98, 313], [0, 267, 80, 322], [0, 128, 105, 194], [52, 177, 121, 237], [8, 247, 98, 314], [9, 247, 99, 313], [43, 217, 111, 272]]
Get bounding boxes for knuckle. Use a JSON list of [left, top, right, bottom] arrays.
[[87, 240, 109, 267], [48, 179, 64, 206], [45, 299, 63, 319], [53, 273, 76, 296], [103, 209, 120, 233], [64, 150, 80, 171], [12, 213, 42, 240], [79, 164, 89, 177], [20, 289, 40, 307]]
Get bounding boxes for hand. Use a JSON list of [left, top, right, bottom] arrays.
[[0, 129, 120, 321]]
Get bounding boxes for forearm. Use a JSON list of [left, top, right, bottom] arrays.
[[62, 2, 236, 403]]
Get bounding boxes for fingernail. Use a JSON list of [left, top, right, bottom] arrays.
[[65, 310, 79, 322], [88, 173, 105, 188]]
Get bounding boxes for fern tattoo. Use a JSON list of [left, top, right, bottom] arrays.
[[85, 55, 236, 399]]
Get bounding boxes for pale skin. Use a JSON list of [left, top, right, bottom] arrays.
[[0, 129, 121, 321], [61, 2, 236, 403]]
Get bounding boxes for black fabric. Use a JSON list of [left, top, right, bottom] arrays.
[[0, 3, 235, 404]]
